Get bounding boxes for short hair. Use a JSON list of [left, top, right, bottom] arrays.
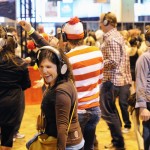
[[101, 12, 117, 27]]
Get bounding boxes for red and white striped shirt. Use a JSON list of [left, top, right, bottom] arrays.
[[66, 45, 103, 110]]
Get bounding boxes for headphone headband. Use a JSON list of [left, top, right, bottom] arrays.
[[103, 12, 111, 26], [37, 45, 67, 75], [7, 32, 18, 48], [38, 46, 61, 61]]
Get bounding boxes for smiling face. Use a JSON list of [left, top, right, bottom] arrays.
[[39, 58, 58, 86]]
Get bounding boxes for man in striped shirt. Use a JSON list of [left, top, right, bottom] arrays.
[[99, 12, 132, 150], [63, 17, 104, 150]]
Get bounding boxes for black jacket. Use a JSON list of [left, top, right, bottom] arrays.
[[0, 56, 31, 125]]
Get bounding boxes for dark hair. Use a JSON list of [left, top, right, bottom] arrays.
[[129, 37, 138, 47], [145, 30, 150, 42], [88, 31, 96, 41], [67, 39, 84, 46], [0, 36, 23, 66], [129, 36, 142, 48], [6, 26, 17, 33], [6, 36, 17, 51], [37, 48, 74, 83]]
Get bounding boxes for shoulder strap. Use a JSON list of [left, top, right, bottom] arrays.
[[67, 100, 76, 133]]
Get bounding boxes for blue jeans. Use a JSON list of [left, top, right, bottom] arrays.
[[78, 106, 101, 150], [142, 103, 150, 150], [100, 81, 125, 148], [114, 84, 131, 128]]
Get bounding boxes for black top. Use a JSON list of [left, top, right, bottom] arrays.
[[130, 51, 139, 81], [0, 56, 31, 126]]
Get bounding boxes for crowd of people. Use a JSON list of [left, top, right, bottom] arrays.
[[0, 11, 150, 150]]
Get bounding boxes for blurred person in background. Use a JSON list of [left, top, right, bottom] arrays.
[[95, 29, 104, 48]]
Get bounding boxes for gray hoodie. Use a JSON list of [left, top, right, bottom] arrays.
[[135, 48, 150, 108]]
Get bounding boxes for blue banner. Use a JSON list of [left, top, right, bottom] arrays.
[[0, 0, 16, 20]]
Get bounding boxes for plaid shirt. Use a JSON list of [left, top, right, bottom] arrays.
[[101, 28, 132, 86]]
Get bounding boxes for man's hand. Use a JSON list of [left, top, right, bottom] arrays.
[[18, 20, 32, 32], [139, 108, 150, 121]]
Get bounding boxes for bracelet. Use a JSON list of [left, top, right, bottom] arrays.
[[27, 27, 35, 35]]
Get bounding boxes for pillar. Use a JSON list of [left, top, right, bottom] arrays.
[[110, 0, 135, 22]]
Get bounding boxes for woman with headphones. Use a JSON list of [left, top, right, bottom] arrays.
[[18, 21, 84, 150], [0, 26, 31, 150]]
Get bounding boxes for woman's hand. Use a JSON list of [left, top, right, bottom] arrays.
[[18, 20, 32, 32]]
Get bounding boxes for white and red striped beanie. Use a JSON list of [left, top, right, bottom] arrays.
[[64, 17, 84, 40]]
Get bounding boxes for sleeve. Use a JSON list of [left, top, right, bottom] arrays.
[[20, 66, 31, 90], [30, 31, 50, 47], [104, 40, 121, 70], [55, 89, 71, 150], [135, 55, 149, 108]]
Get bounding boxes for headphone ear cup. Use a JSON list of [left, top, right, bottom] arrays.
[[61, 63, 67, 75], [62, 32, 68, 42], [103, 19, 109, 26]]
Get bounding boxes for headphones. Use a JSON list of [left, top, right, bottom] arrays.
[[0, 26, 18, 49], [37, 46, 67, 75], [61, 21, 87, 42], [7, 32, 18, 48], [103, 12, 111, 26]]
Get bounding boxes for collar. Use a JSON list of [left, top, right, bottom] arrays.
[[70, 45, 89, 52], [103, 28, 117, 40]]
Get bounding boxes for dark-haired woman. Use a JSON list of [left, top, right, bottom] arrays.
[[18, 21, 84, 150]]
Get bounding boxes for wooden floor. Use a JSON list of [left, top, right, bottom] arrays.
[[12, 103, 141, 150]]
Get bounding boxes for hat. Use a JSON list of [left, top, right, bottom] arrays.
[[64, 17, 84, 40], [27, 40, 36, 50]]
